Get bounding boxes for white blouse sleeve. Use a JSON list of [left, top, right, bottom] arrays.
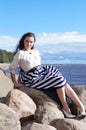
[[9, 52, 20, 74]]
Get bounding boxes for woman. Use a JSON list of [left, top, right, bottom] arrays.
[[9, 32, 86, 118]]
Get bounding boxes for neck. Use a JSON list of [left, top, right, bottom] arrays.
[[23, 48, 31, 51]]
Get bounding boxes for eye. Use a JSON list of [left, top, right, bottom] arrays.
[[25, 40, 29, 42], [25, 40, 34, 43], [30, 41, 33, 43]]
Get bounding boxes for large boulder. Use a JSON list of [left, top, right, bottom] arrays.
[[0, 69, 14, 98], [0, 102, 21, 130], [50, 118, 86, 130], [19, 87, 64, 124], [22, 122, 57, 130], [5, 89, 36, 119]]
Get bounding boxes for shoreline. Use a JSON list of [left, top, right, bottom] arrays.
[[0, 63, 10, 68]]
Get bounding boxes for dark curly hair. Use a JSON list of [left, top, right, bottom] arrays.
[[14, 32, 36, 54]]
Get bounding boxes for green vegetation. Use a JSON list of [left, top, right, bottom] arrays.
[[0, 49, 14, 63]]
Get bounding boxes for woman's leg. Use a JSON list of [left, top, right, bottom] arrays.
[[65, 83, 85, 113], [56, 83, 86, 115], [56, 86, 72, 114]]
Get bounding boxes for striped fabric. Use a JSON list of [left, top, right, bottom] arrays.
[[18, 65, 67, 89]]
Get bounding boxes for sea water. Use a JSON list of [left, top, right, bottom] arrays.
[[53, 64, 86, 85]]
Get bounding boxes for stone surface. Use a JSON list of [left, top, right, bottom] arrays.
[[0, 102, 21, 130], [22, 122, 57, 130], [0, 69, 13, 97], [5, 89, 36, 118], [50, 118, 86, 130], [19, 87, 64, 124]]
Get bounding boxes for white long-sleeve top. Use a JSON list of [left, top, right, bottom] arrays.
[[9, 49, 41, 74]]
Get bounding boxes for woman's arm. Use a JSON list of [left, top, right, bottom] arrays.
[[9, 51, 24, 88], [10, 72, 24, 88]]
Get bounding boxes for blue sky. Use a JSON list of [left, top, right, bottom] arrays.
[[0, 0, 86, 64]]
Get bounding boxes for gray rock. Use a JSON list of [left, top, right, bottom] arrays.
[[5, 89, 36, 118], [19, 87, 64, 124], [0, 102, 21, 130], [22, 122, 57, 130], [0, 69, 13, 98], [50, 118, 86, 130]]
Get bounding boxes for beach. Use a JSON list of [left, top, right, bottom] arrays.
[[0, 63, 10, 68]]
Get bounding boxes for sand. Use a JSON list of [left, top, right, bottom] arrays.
[[0, 63, 10, 68]]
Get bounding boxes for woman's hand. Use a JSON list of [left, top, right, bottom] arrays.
[[14, 82, 24, 88]]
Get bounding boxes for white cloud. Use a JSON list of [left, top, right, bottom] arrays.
[[0, 35, 18, 51], [36, 32, 86, 44], [0, 36, 18, 45], [0, 32, 86, 52], [59, 56, 64, 59]]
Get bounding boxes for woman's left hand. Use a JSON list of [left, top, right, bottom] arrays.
[[14, 82, 24, 88]]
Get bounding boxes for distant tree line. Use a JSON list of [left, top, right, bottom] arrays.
[[0, 49, 14, 63]]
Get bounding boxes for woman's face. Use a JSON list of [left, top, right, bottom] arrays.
[[23, 36, 35, 50]]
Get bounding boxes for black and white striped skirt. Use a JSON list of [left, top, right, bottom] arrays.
[[18, 65, 67, 89]]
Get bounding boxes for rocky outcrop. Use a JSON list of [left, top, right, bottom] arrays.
[[0, 69, 86, 130]]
